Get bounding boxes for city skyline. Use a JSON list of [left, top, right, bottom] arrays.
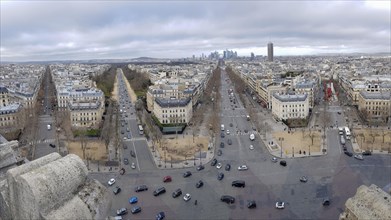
[[1, 1, 390, 62]]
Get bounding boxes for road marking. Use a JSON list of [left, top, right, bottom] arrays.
[[131, 140, 141, 171]]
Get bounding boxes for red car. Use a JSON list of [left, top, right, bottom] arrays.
[[163, 176, 172, 183]]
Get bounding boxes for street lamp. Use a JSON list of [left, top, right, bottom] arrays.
[[308, 145, 311, 155], [279, 137, 284, 158]]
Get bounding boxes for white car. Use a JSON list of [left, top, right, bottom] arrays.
[[354, 154, 364, 160], [183, 193, 191, 201], [249, 134, 255, 141], [226, 130, 230, 135], [249, 145, 254, 150], [238, 165, 248, 171], [216, 163, 222, 169], [108, 178, 116, 186], [131, 163, 136, 169], [276, 201, 285, 209]]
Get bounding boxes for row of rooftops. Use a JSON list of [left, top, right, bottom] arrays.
[[155, 97, 191, 108], [273, 93, 308, 102], [0, 103, 22, 115], [68, 101, 102, 110], [360, 91, 391, 100]]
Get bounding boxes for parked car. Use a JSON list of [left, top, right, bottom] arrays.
[[113, 186, 121, 195], [172, 188, 182, 198], [276, 201, 285, 209], [221, 195, 235, 204], [271, 157, 278, 163], [216, 163, 222, 169], [153, 187, 166, 196], [108, 178, 116, 186], [220, 142, 225, 148], [232, 180, 245, 188], [156, 212, 165, 220], [183, 193, 191, 202], [280, 160, 287, 166], [131, 206, 141, 214], [362, 150, 372, 156], [247, 200, 257, 209], [238, 165, 248, 171], [227, 139, 232, 145], [196, 165, 204, 171], [116, 208, 128, 216], [123, 158, 129, 165], [217, 172, 224, 180], [344, 151, 353, 157], [196, 180, 204, 188], [300, 176, 308, 183], [129, 196, 138, 204], [183, 171, 192, 178], [225, 164, 231, 171], [211, 158, 218, 166], [354, 154, 364, 160], [135, 185, 148, 192], [163, 176, 172, 182]]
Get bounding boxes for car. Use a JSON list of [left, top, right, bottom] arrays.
[[123, 158, 129, 165], [232, 180, 245, 188], [217, 172, 224, 180], [344, 151, 353, 157], [129, 196, 138, 204], [247, 200, 257, 209], [271, 157, 278, 163], [227, 139, 232, 145], [220, 133, 225, 138], [354, 154, 364, 160], [131, 206, 141, 214], [322, 198, 331, 206], [280, 160, 287, 166], [113, 186, 121, 195], [108, 178, 116, 186], [49, 143, 56, 148], [130, 150, 136, 158], [135, 185, 148, 192], [116, 208, 128, 216], [226, 130, 230, 135], [183, 193, 191, 201], [238, 165, 248, 171], [221, 195, 235, 204], [337, 112, 341, 115], [220, 142, 225, 148], [249, 145, 254, 150], [156, 211, 165, 220], [211, 158, 217, 166], [249, 133, 255, 141], [153, 187, 166, 196], [217, 149, 222, 156], [196, 165, 204, 171], [156, 212, 166, 220], [244, 129, 248, 133], [362, 150, 372, 156], [183, 171, 192, 177], [229, 123, 233, 127], [196, 180, 204, 188], [225, 164, 231, 171], [131, 162, 136, 169], [276, 201, 285, 209], [300, 176, 308, 183], [172, 188, 182, 198], [216, 163, 222, 169], [123, 144, 128, 149], [163, 176, 172, 182]]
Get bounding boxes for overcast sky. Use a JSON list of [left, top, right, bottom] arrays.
[[1, 1, 390, 61]]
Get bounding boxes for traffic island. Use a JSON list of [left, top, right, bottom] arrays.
[[272, 130, 322, 158]]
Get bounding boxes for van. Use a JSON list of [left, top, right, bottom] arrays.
[[231, 180, 245, 188]]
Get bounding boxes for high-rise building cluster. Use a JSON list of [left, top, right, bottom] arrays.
[[223, 49, 238, 59]]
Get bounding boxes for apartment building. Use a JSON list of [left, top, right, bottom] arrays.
[[68, 100, 104, 128], [57, 87, 104, 109], [0, 103, 25, 131], [358, 91, 391, 123], [0, 87, 10, 107], [294, 81, 315, 109], [272, 93, 309, 121], [153, 97, 193, 125]]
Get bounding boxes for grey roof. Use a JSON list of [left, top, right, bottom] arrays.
[[295, 82, 314, 88], [0, 103, 22, 114], [155, 97, 191, 108], [360, 91, 391, 100], [68, 101, 102, 110], [0, 86, 8, 93], [273, 93, 308, 102]]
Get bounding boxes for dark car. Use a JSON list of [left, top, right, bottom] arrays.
[[221, 195, 235, 204], [113, 186, 121, 195], [217, 172, 224, 180], [211, 158, 218, 166], [344, 151, 353, 157], [123, 144, 128, 149], [135, 185, 148, 192], [153, 187, 166, 196], [183, 171, 192, 178], [123, 158, 129, 165], [229, 123, 233, 127], [217, 149, 222, 156], [196, 165, 204, 171], [220, 142, 225, 148], [130, 150, 136, 158], [131, 206, 141, 214], [225, 164, 231, 171], [322, 198, 331, 206], [247, 200, 257, 209], [163, 176, 172, 182], [49, 143, 56, 148], [362, 150, 372, 156], [221, 133, 225, 138], [300, 176, 308, 183], [156, 211, 165, 220], [280, 160, 287, 166], [232, 180, 245, 188], [172, 188, 182, 198], [116, 208, 128, 216], [227, 139, 232, 145], [196, 180, 204, 188]]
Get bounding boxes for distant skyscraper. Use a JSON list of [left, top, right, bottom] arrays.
[[267, 42, 273, 62]]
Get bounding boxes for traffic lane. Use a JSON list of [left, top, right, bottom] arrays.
[[133, 140, 155, 171]]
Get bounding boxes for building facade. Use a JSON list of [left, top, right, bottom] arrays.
[[358, 91, 391, 123], [153, 97, 193, 125], [272, 93, 309, 121], [0, 103, 25, 131], [0, 87, 10, 107], [267, 42, 274, 62], [68, 101, 104, 128]]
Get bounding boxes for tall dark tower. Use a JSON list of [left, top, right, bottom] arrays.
[[267, 42, 273, 62]]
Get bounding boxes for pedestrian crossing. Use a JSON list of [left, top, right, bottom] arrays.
[[29, 138, 56, 145]]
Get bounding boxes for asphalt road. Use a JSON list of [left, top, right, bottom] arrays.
[[91, 68, 391, 220]]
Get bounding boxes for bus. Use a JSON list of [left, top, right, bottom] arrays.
[[344, 127, 351, 140], [138, 125, 144, 135]]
